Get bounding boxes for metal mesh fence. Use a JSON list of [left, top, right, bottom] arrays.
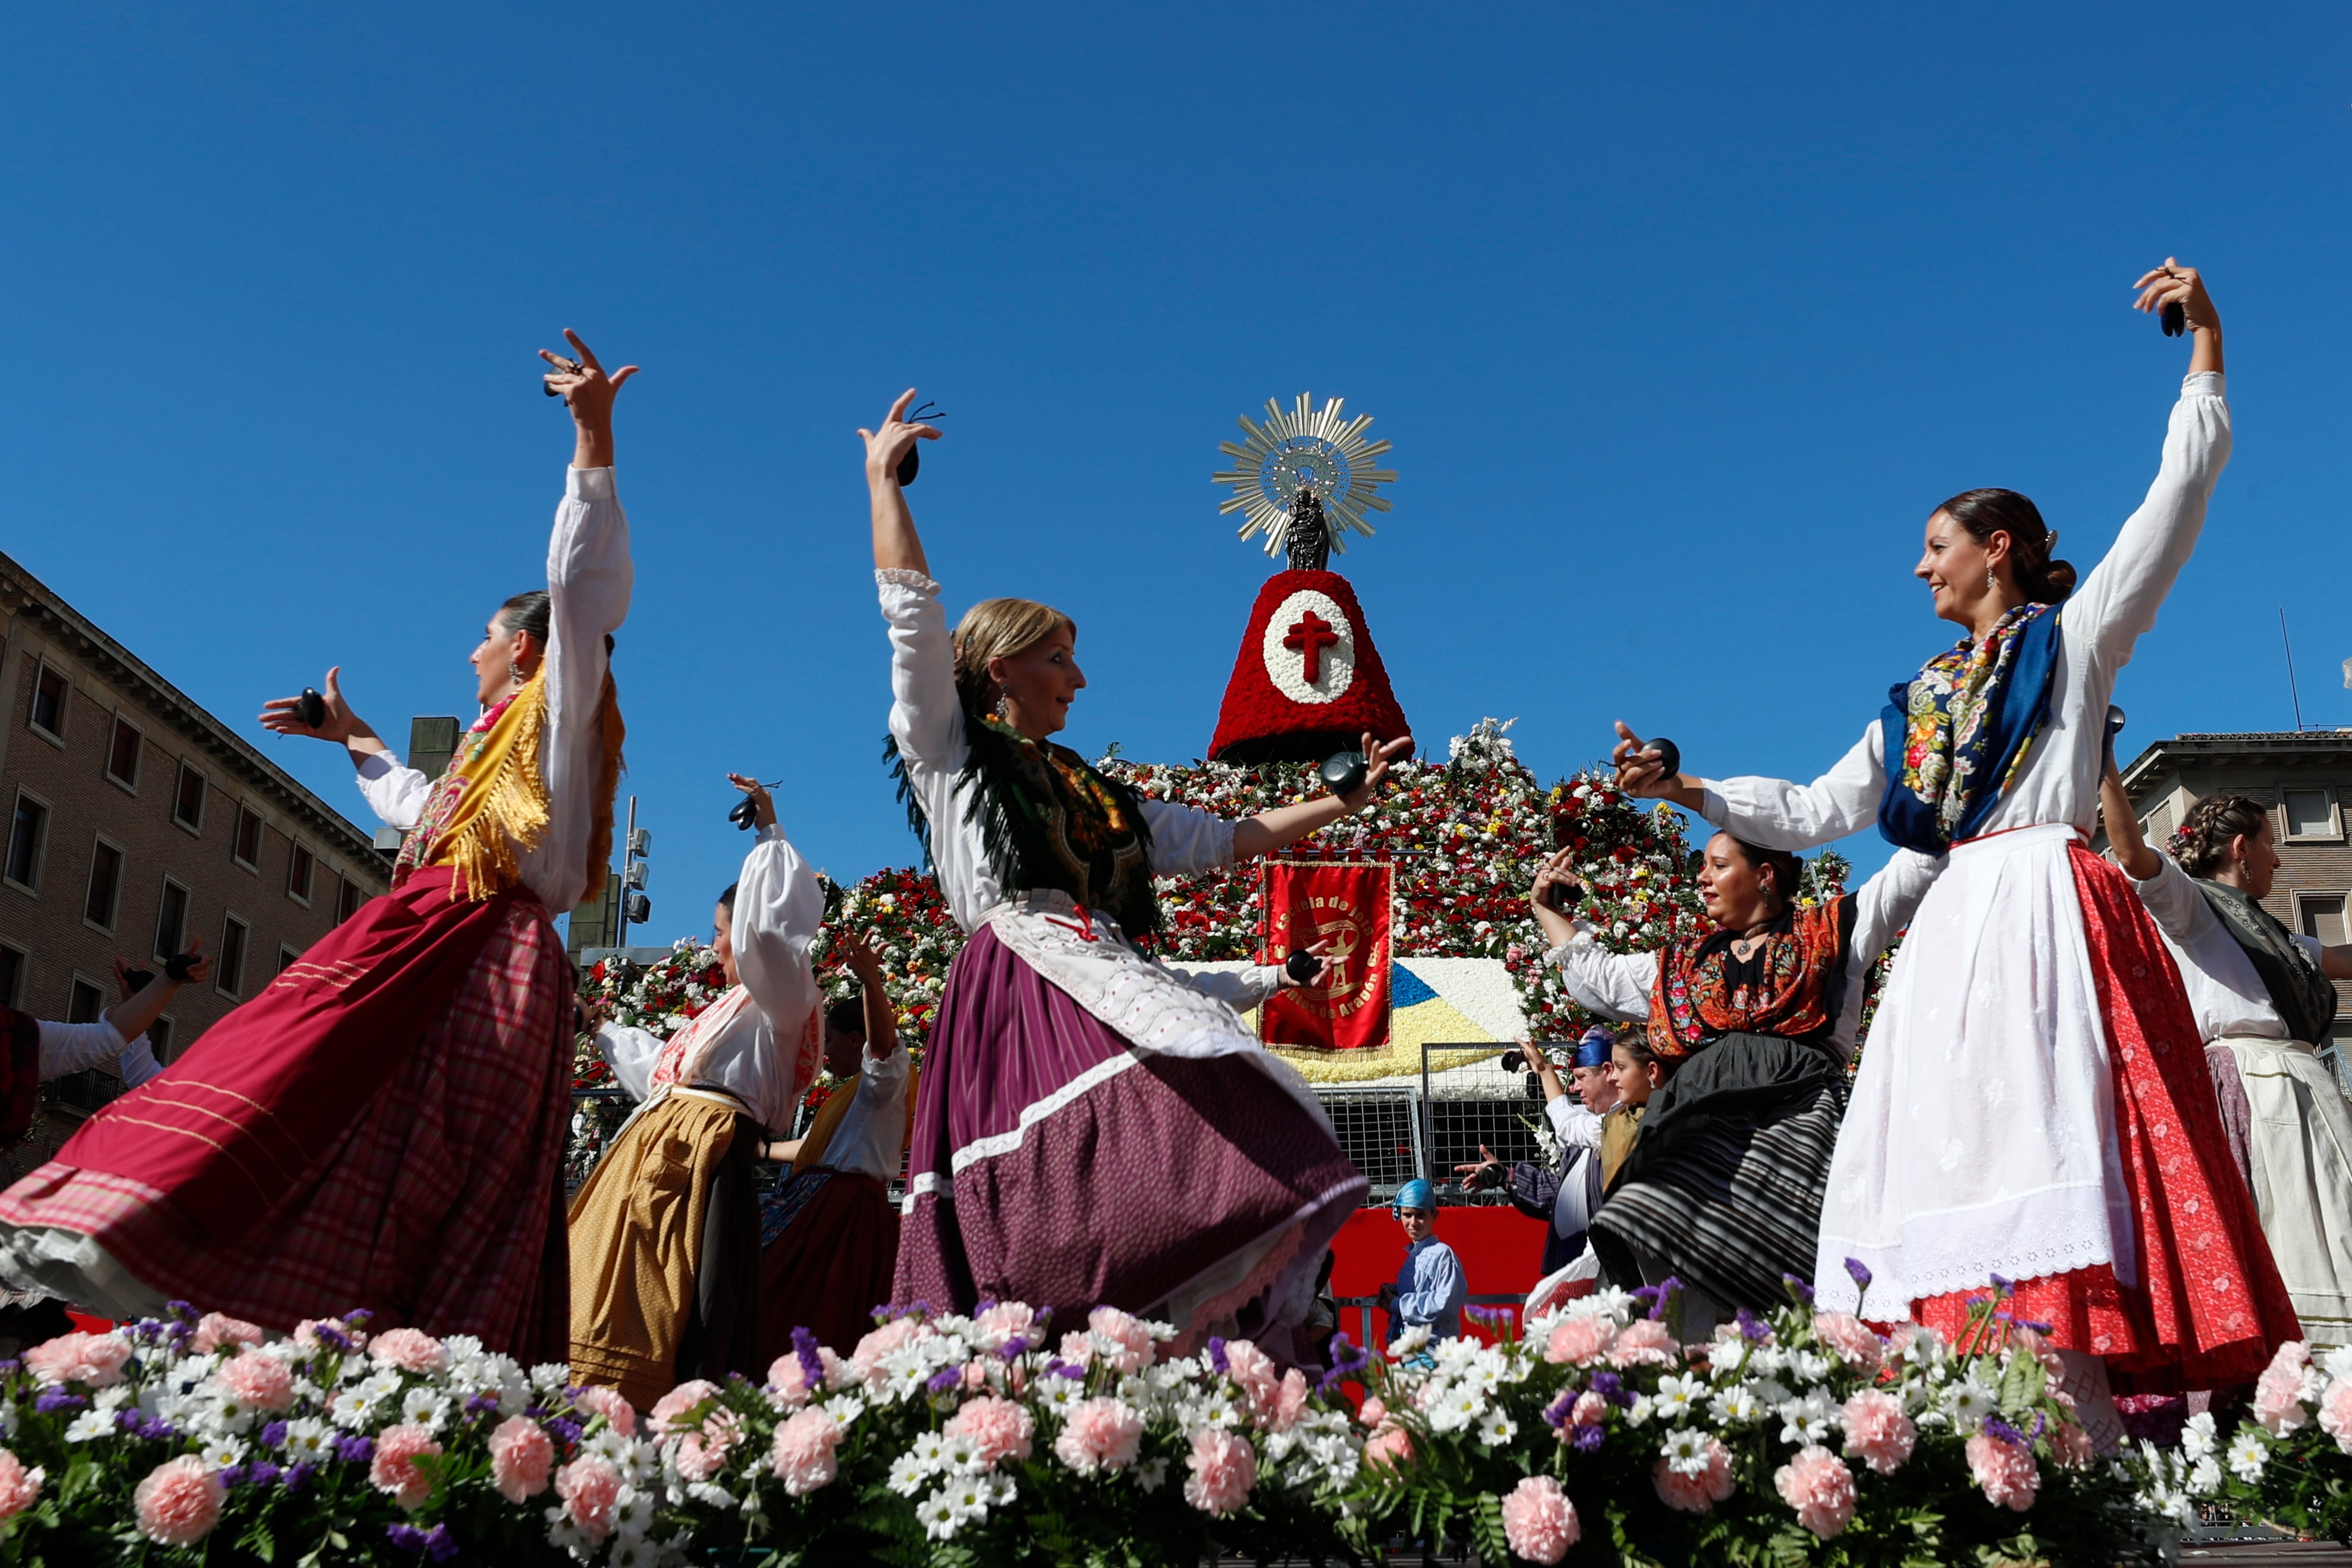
[[1423, 1086, 1550, 1190], [1308, 1088, 1421, 1203]]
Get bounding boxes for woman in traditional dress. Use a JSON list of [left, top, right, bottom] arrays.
[[0, 332, 634, 1360], [1535, 834, 1938, 1331], [759, 931, 914, 1357], [2101, 763, 2352, 1348], [860, 389, 1400, 1354], [1611, 262, 2296, 1425], [570, 776, 824, 1409]]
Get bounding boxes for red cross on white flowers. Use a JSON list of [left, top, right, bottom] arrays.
[[1283, 611, 1340, 683]]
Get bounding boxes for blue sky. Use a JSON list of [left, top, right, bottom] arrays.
[[3, 4, 2348, 937]]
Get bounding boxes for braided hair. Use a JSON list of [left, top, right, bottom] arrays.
[[2168, 794, 2273, 878]]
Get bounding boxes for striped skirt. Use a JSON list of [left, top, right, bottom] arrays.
[[1588, 1032, 1846, 1315]]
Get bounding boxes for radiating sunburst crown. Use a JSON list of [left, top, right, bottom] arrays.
[[1212, 393, 1396, 558]]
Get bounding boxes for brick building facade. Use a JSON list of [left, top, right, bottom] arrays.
[[0, 550, 391, 1161], [2104, 730, 2352, 1066]]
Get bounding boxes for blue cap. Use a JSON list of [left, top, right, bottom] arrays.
[[1394, 1178, 1436, 1214], [1571, 1027, 1615, 1069]]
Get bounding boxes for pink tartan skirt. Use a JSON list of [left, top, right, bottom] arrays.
[[0, 888, 574, 1362]]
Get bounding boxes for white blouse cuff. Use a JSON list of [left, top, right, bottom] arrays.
[[876, 567, 941, 595], [567, 466, 616, 499], [2183, 370, 2226, 398]]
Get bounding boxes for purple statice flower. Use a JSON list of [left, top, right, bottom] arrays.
[[386, 1523, 429, 1553], [1734, 1309, 1769, 1343], [973, 1299, 998, 1315], [1465, 1305, 1506, 1327], [311, 1322, 356, 1355], [342, 1308, 375, 1329], [998, 1337, 1030, 1361], [216, 1464, 247, 1488], [1988, 1274, 2015, 1296], [924, 1367, 962, 1395], [333, 1434, 375, 1465], [547, 1418, 583, 1446], [283, 1462, 316, 1494], [1206, 1337, 1229, 1375], [1541, 1390, 1578, 1431], [464, 1391, 501, 1419], [1571, 1422, 1607, 1453], [136, 1417, 177, 1442], [791, 1326, 825, 1393], [1588, 1371, 1632, 1409], [1981, 1415, 2026, 1447], [33, 1388, 84, 1413], [247, 1461, 282, 1489], [421, 1525, 458, 1563], [1314, 1333, 1370, 1396], [165, 1300, 199, 1324], [0, 1357, 20, 1375], [1844, 1257, 1873, 1292], [2021, 1319, 2055, 1335], [1046, 1359, 1085, 1382], [907, 1300, 933, 1319], [1780, 1272, 1816, 1307], [115, 1409, 143, 1434], [260, 1419, 288, 1450], [523, 1403, 549, 1420]]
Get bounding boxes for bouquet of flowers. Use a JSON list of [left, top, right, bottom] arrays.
[[2121, 1338, 2352, 1543]]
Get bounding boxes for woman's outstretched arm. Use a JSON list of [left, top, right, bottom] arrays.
[[1229, 733, 1414, 859], [861, 389, 942, 575]]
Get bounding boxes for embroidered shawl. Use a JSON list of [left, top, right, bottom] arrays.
[[394, 671, 625, 903], [889, 716, 1161, 939], [2197, 878, 2340, 1046], [1877, 601, 2062, 854], [1647, 896, 1857, 1059]]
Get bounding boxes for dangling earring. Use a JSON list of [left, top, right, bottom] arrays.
[[508, 661, 525, 687], [1985, 564, 1996, 593], [994, 690, 1012, 720]]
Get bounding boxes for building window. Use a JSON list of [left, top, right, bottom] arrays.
[[149, 1015, 174, 1063], [66, 976, 103, 1024], [5, 791, 48, 893], [105, 716, 143, 790], [172, 762, 206, 834], [216, 915, 249, 999], [84, 838, 123, 931], [2298, 894, 2349, 947], [287, 841, 315, 906], [2284, 789, 2341, 843], [233, 806, 264, 872], [337, 876, 365, 923], [154, 878, 190, 960], [27, 662, 67, 743], [0, 945, 22, 1008], [278, 944, 301, 975]]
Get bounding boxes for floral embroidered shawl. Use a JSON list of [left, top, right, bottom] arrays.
[[1647, 897, 1856, 1060], [1876, 601, 2061, 854]]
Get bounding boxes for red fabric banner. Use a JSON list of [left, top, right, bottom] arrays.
[[1258, 860, 1392, 1050]]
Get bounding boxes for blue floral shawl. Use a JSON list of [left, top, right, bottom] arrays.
[[1876, 602, 2062, 854]]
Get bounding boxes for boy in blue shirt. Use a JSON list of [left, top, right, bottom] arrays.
[[1378, 1178, 1467, 1358]]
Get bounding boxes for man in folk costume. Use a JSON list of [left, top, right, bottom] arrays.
[[758, 931, 915, 1357], [1454, 1031, 1621, 1277], [0, 332, 635, 1360], [572, 776, 824, 1410]]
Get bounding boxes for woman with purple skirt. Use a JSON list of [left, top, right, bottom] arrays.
[[859, 391, 1400, 1357]]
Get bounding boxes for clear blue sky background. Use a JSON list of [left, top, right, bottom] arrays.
[[3, 4, 2348, 939]]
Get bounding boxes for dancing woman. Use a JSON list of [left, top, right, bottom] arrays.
[[0, 333, 635, 1359], [2101, 763, 2352, 1349], [1613, 263, 2297, 1411], [570, 776, 824, 1409], [1537, 835, 1938, 1328], [861, 391, 1396, 1352]]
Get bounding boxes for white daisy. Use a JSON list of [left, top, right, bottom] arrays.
[[2180, 1410, 2218, 1460], [2227, 1428, 2269, 1484], [1475, 1407, 1517, 1448], [2188, 1456, 2222, 1495], [887, 1451, 935, 1497], [1652, 1373, 1706, 1421], [199, 1436, 247, 1471], [941, 1435, 983, 1473], [1778, 1392, 1838, 1447], [1658, 1427, 1712, 1476], [1709, 1384, 1764, 1425], [400, 1388, 451, 1432], [909, 1431, 949, 1468], [1134, 1457, 1169, 1493], [64, 1408, 115, 1444], [279, 1417, 333, 1460], [1943, 1374, 1997, 1430], [918, 1487, 963, 1541]]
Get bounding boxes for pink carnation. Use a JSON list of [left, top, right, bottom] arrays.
[[1056, 1331, 1097, 1369], [1609, 1317, 1678, 1368], [488, 1416, 554, 1503], [555, 1454, 623, 1540], [849, 1318, 926, 1389], [2012, 1323, 2065, 1378], [1774, 1446, 1857, 1538], [1356, 1396, 1387, 1429], [1224, 1338, 1280, 1417], [2256, 1341, 2315, 1436], [1087, 1306, 1155, 1374], [573, 1383, 637, 1437], [133, 1454, 223, 1547], [674, 1409, 743, 1484], [946, 1394, 1035, 1465], [190, 1312, 264, 1355], [1500, 1473, 1581, 1564], [368, 1326, 447, 1377], [1545, 1315, 1615, 1366], [1965, 1430, 2040, 1511], [1572, 1391, 1607, 1428], [1811, 1313, 1886, 1376], [2049, 1418, 2095, 1469], [766, 1347, 841, 1407], [1364, 1424, 1415, 1472], [1182, 1425, 1257, 1515], [1054, 1397, 1145, 1473], [649, 1380, 724, 1432], [771, 1407, 843, 1496], [1266, 1369, 1310, 1434], [2320, 1380, 2352, 1455], [24, 1330, 131, 1388], [1652, 1437, 1735, 1513], [0, 1448, 40, 1522], [370, 1422, 444, 1511], [1840, 1389, 1916, 1475], [975, 1301, 1038, 1350], [213, 1349, 297, 1414]]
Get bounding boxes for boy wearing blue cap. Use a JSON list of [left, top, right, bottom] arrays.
[[1377, 1178, 1467, 1356]]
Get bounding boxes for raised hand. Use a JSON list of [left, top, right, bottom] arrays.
[[831, 929, 887, 982], [858, 388, 942, 488], [542, 329, 638, 467], [1337, 732, 1414, 812], [1279, 937, 1336, 989], [2131, 259, 2222, 375], [1530, 847, 1582, 917], [1610, 721, 1678, 799], [727, 772, 778, 831], [259, 667, 359, 743]]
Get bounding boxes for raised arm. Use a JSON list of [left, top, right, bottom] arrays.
[[861, 389, 940, 578], [2099, 756, 2163, 882], [1613, 720, 1884, 852], [2067, 263, 2230, 668], [727, 780, 825, 1041], [833, 929, 902, 1060], [1227, 732, 1414, 859], [1527, 850, 1671, 1022]]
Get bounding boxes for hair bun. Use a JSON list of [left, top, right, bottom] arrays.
[[2037, 557, 2078, 601]]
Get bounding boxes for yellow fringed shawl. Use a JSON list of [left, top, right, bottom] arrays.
[[790, 1063, 919, 1177], [394, 669, 624, 902]]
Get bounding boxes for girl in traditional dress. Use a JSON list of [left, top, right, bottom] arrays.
[[1537, 834, 1938, 1330], [758, 930, 915, 1357], [2101, 763, 2352, 1348], [1611, 262, 2297, 1424], [860, 390, 1402, 1354], [570, 776, 824, 1409], [0, 332, 634, 1360]]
